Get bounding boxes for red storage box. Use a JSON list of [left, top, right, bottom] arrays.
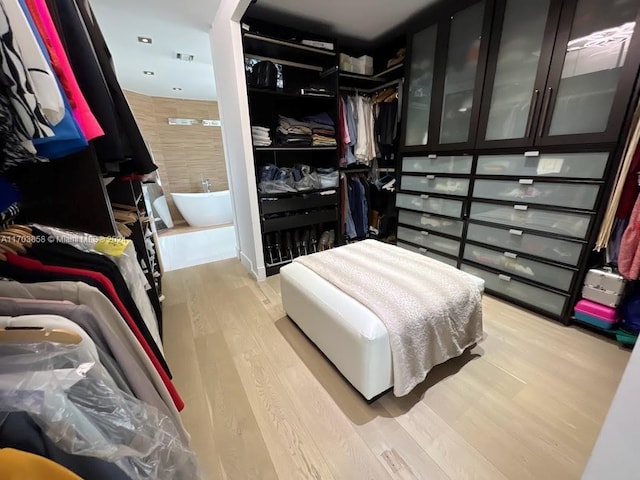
[[574, 299, 619, 330]]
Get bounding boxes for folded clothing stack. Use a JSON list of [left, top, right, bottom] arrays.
[[277, 116, 312, 147], [304, 112, 337, 147], [252, 126, 272, 147], [258, 164, 338, 194]]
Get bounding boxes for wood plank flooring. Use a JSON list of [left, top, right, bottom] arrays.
[[162, 259, 630, 480]]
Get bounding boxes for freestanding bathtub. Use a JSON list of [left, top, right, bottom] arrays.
[[172, 190, 233, 227]]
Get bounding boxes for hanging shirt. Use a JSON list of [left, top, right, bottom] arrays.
[[1, 0, 63, 126], [0, 447, 83, 480], [0, 1, 53, 151], [24, 0, 103, 140], [0, 254, 183, 411], [16, 0, 87, 158], [0, 280, 188, 442]]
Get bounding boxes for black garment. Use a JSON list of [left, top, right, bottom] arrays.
[[46, 0, 156, 175], [0, 257, 171, 378], [0, 412, 130, 480]]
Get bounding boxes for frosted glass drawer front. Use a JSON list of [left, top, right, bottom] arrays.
[[476, 152, 609, 179], [402, 155, 473, 174], [461, 264, 567, 316], [398, 210, 464, 237], [397, 227, 460, 256], [470, 202, 591, 239], [396, 193, 464, 217], [473, 180, 599, 210], [398, 242, 458, 267], [466, 223, 584, 266], [401, 176, 470, 197], [463, 244, 575, 291]]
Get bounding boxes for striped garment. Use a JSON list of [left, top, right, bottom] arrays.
[[0, 1, 52, 146]]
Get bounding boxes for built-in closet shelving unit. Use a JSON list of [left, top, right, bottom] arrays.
[[242, 23, 341, 276], [107, 178, 163, 333], [396, 0, 640, 323]]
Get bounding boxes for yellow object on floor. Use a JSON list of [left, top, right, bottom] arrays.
[[0, 448, 82, 480]]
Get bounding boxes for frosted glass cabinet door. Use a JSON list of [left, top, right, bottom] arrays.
[[484, 0, 552, 141], [405, 25, 438, 146], [440, 1, 486, 144], [547, 0, 640, 137]]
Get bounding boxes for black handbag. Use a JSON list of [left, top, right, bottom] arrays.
[[249, 61, 278, 90]]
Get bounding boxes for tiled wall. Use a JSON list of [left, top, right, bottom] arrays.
[[124, 90, 229, 224]]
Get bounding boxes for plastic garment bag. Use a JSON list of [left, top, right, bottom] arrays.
[[0, 338, 202, 479]]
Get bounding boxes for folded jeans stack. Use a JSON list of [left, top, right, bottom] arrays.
[[252, 126, 272, 147]]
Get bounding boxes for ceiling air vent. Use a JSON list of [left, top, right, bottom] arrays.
[[176, 52, 195, 62]]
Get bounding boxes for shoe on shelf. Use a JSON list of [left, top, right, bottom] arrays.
[[285, 231, 294, 260], [318, 231, 330, 251], [309, 228, 318, 253], [328, 229, 335, 249], [301, 229, 310, 256], [293, 229, 302, 257], [274, 231, 283, 262]]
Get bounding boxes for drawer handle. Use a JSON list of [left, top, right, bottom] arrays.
[[428, 154, 437, 159], [419, 247, 427, 253], [420, 231, 429, 236], [426, 175, 436, 180], [420, 194, 430, 200], [498, 274, 512, 282], [518, 179, 534, 185], [504, 252, 518, 259], [524, 151, 540, 157], [509, 229, 523, 236], [514, 205, 528, 211]]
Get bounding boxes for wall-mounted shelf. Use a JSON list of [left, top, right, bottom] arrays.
[[248, 87, 336, 99], [255, 146, 337, 151]]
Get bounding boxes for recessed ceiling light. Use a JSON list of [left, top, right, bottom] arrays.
[[143, 70, 154, 76], [172, 87, 182, 91], [138, 36, 152, 44]]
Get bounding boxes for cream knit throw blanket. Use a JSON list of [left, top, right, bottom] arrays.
[[294, 240, 484, 396]]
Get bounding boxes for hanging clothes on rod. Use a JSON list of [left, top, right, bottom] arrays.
[[0, 222, 201, 478]]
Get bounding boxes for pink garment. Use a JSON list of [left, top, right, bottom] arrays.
[[618, 194, 640, 279], [26, 0, 104, 141]]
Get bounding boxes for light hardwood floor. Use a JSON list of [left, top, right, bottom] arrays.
[[163, 259, 630, 480]]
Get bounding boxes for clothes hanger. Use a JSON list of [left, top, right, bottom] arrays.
[[0, 326, 82, 344]]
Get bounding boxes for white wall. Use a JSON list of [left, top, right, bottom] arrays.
[[209, 0, 266, 280], [582, 341, 637, 479]]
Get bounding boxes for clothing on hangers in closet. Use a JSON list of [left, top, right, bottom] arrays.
[[0, 222, 201, 478]]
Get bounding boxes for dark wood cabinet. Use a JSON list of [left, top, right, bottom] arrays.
[[478, 0, 640, 148], [403, 0, 494, 151]]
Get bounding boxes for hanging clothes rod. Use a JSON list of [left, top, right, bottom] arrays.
[[339, 78, 403, 95]]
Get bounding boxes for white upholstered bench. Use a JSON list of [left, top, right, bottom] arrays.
[[280, 260, 484, 400]]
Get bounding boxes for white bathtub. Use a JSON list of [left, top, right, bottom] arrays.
[[172, 191, 233, 227]]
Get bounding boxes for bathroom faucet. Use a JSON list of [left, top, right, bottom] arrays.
[[202, 178, 211, 193]]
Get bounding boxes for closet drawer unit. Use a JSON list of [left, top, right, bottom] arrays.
[[469, 202, 591, 239], [402, 155, 473, 174], [463, 244, 575, 292], [260, 191, 338, 215], [398, 242, 458, 267], [473, 180, 599, 210], [476, 152, 609, 179], [466, 223, 584, 266], [397, 227, 461, 257], [398, 209, 464, 237], [460, 264, 568, 316], [401, 175, 470, 197], [263, 208, 337, 233], [396, 193, 464, 218]]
